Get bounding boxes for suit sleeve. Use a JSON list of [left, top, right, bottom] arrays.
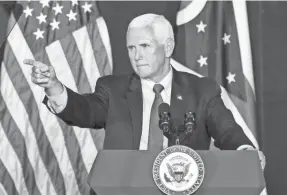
[[43, 77, 109, 129], [204, 82, 254, 150]]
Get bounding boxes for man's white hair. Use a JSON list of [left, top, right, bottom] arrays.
[[127, 13, 174, 44]]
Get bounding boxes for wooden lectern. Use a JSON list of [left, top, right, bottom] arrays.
[[88, 150, 265, 195]]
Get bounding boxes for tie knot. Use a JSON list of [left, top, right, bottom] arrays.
[[153, 84, 164, 95]]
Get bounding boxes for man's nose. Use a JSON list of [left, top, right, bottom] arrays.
[[134, 48, 143, 61]]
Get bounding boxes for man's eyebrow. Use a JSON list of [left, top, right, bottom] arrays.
[[151, 39, 159, 44], [126, 39, 155, 48], [138, 39, 155, 45]]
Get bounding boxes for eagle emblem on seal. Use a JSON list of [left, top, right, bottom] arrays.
[[152, 145, 205, 195], [165, 162, 193, 183]]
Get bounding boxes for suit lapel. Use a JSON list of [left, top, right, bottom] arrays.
[[169, 69, 197, 146], [126, 73, 143, 149]]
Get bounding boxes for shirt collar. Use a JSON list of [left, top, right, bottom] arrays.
[[141, 66, 173, 90]]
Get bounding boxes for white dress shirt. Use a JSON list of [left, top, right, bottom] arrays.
[[139, 67, 173, 150], [46, 85, 68, 114], [46, 67, 253, 151]]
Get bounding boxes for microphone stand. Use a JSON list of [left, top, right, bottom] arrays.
[[169, 122, 181, 145], [159, 110, 196, 146], [173, 112, 196, 145], [175, 127, 180, 145]]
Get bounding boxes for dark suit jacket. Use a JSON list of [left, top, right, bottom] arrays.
[[45, 69, 254, 150]]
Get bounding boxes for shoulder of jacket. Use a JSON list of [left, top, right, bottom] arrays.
[[97, 74, 132, 84]]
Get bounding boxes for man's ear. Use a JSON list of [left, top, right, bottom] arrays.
[[165, 38, 175, 58]]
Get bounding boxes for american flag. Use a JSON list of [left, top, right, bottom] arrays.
[[172, 1, 265, 193], [0, 0, 264, 195], [172, 0, 259, 150], [0, 0, 110, 195]]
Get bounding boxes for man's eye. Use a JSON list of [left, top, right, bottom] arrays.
[[142, 44, 149, 48], [127, 46, 135, 50]]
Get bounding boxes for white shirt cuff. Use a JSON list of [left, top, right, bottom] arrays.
[[46, 85, 68, 113], [237, 145, 255, 150]]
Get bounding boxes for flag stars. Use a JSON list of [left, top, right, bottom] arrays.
[[196, 21, 207, 33], [40, 0, 50, 8], [52, 3, 63, 15], [71, 0, 78, 7], [50, 19, 60, 30], [33, 28, 44, 40], [82, 2, 92, 13], [197, 55, 208, 67], [66, 10, 77, 21], [23, 6, 33, 18], [36, 13, 47, 24], [222, 33, 231, 45], [226, 72, 236, 84]]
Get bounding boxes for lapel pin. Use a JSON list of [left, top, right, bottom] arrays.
[[176, 94, 183, 100]]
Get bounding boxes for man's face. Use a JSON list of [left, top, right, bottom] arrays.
[[126, 27, 166, 80]]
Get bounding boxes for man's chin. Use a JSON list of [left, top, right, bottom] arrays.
[[136, 70, 151, 79], [137, 73, 150, 79]]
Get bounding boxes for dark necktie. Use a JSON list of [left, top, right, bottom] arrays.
[[148, 84, 164, 151]]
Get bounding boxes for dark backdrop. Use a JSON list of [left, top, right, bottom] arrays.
[[248, 2, 287, 195]]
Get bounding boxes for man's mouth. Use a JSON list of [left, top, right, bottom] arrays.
[[137, 64, 148, 67]]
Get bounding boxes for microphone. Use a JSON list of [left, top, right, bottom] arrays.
[[184, 111, 196, 133], [158, 103, 171, 133]]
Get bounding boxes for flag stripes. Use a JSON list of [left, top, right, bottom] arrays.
[[94, 17, 113, 75], [0, 94, 41, 195], [229, 89, 256, 138], [233, 0, 255, 94], [85, 18, 110, 150], [0, 158, 19, 195], [0, 1, 111, 194], [73, 25, 101, 91], [58, 28, 103, 163], [0, 123, 29, 195], [48, 36, 99, 169], [61, 34, 92, 94], [45, 40, 94, 195], [232, 0, 257, 140], [0, 64, 55, 195], [46, 39, 97, 177], [8, 22, 81, 194], [3, 41, 67, 195], [46, 41, 96, 194], [72, 25, 106, 153]]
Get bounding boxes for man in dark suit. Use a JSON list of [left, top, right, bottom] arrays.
[[24, 13, 257, 151]]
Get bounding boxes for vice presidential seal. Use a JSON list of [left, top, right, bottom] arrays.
[[152, 145, 205, 195]]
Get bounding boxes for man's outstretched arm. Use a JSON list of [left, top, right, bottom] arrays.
[[25, 59, 108, 129]]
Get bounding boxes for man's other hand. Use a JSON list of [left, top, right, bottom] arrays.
[[244, 147, 266, 170]]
